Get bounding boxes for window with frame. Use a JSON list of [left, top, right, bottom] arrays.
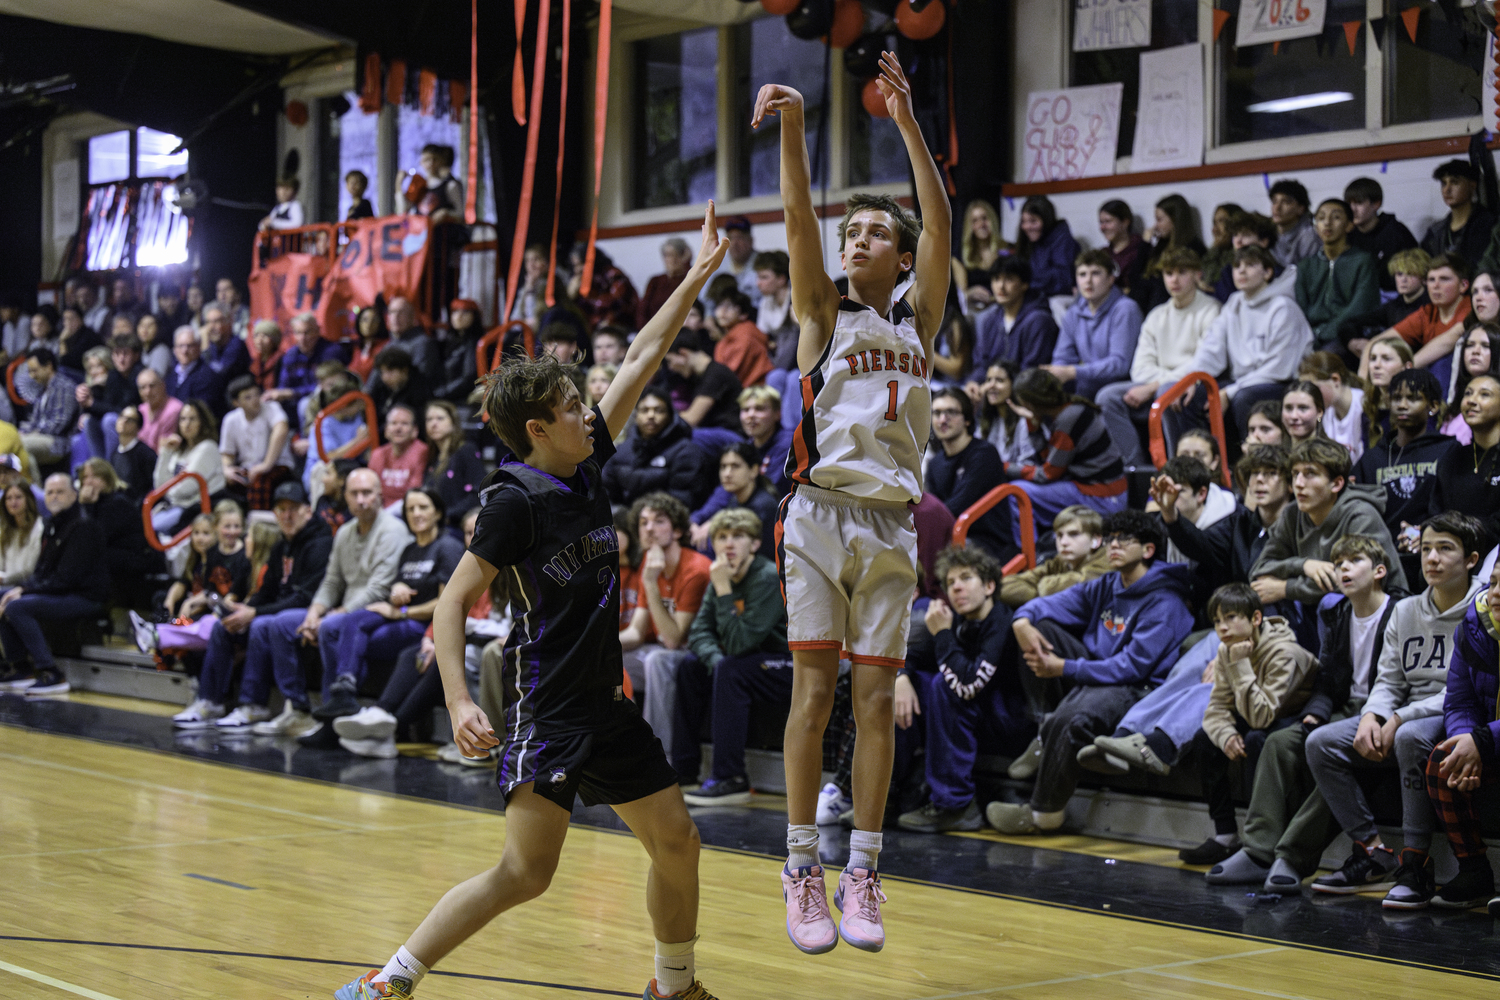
[[1217, 0, 1367, 145], [1069, 0, 1200, 159], [632, 26, 719, 209], [848, 94, 907, 187], [732, 17, 828, 197], [1385, 0, 1485, 127]]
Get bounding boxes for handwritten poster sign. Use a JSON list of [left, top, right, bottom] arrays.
[[1235, 0, 1327, 47], [1073, 0, 1152, 52], [1132, 44, 1204, 171], [1023, 84, 1123, 182]]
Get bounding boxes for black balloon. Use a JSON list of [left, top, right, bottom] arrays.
[[866, 0, 899, 13], [786, 0, 835, 40], [844, 31, 887, 77]]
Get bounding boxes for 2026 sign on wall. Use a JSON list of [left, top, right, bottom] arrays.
[[1235, 0, 1326, 47]]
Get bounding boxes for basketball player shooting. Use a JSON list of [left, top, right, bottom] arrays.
[[753, 51, 950, 955]]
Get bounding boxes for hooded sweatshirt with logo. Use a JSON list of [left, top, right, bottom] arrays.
[[1353, 431, 1455, 542], [1015, 561, 1195, 686], [1249, 481, 1408, 603], [1362, 577, 1484, 724], [1202, 616, 1320, 750]]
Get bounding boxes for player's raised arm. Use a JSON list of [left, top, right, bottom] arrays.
[[877, 51, 951, 352], [599, 202, 729, 440], [753, 84, 840, 372]]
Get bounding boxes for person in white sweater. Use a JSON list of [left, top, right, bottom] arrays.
[[1171, 244, 1314, 450], [1097, 247, 1222, 466], [1303, 511, 1484, 906], [0, 482, 43, 585], [151, 399, 227, 534]]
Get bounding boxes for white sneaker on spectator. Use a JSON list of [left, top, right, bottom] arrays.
[[129, 611, 159, 653], [216, 705, 272, 730], [333, 705, 397, 741], [172, 699, 225, 729], [339, 735, 398, 759], [816, 782, 853, 826], [252, 703, 318, 737]]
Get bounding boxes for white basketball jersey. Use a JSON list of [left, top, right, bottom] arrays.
[[785, 297, 930, 503]]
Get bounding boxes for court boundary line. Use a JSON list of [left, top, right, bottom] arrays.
[[908, 946, 1290, 999], [0, 956, 126, 1000], [0, 937, 634, 997], [7, 719, 1500, 986]]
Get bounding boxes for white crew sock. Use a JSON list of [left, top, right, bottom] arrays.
[[1214, 831, 1240, 847], [373, 946, 428, 993], [654, 936, 697, 996], [1032, 808, 1066, 831], [847, 829, 882, 872], [786, 824, 819, 870]]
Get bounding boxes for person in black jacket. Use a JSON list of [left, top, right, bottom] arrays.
[[1429, 372, 1500, 549], [1155, 444, 1292, 607], [365, 347, 433, 435], [926, 388, 1008, 560], [436, 299, 485, 404], [1344, 177, 1419, 292], [602, 387, 713, 510], [109, 406, 157, 502], [422, 400, 486, 530], [1204, 535, 1404, 894], [1354, 369, 1453, 586], [895, 545, 1029, 833], [1336, 249, 1430, 354], [78, 458, 163, 606], [0, 473, 109, 695], [170, 480, 333, 732]]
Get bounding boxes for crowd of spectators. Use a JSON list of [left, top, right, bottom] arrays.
[[5, 164, 1500, 912]]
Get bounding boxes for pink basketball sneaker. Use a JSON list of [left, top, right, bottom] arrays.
[[780, 864, 838, 954], [834, 867, 887, 952]]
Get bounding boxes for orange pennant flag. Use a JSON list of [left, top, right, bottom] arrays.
[[1272, 40, 1281, 54], [1401, 5, 1421, 43], [1343, 20, 1361, 55], [1212, 8, 1230, 41]]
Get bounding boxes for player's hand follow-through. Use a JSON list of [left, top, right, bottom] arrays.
[[694, 201, 730, 276], [751, 84, 804, 128], [450, 697, 498, 758], [875, 51, 915, 124]]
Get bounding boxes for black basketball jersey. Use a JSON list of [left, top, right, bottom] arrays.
[[469, 406, 623, 734]]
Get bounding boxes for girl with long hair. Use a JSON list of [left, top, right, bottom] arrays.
[[1014, 195, 1080, 298], [1298, 351, 1379, 461], [977, 360, 1034, 467], [952, 199, 1010, 307], [0, 482, 41, 586], [1244, 399, 1286, 447], [1199, 202, 1244, 291], [1279, 380, 1329, 446], [1098, 199, 1147, 307], [151, 399, 225, 534], [1441, 322, 1500, 443], [1366, 336, 1414, 434], [132, 503, 251, 658], [422, 400, 486, 528], [348, 306, 390, 384], [1141, 194, 1207, 310]]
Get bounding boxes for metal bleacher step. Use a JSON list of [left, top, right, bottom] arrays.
[[59, 646, 195, 706]]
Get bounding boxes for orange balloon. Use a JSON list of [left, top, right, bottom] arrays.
[[862, 78, 890, 118], [761, 0, 799, 14], [895, 0, 945, 40], [824, 0, 865, 48]]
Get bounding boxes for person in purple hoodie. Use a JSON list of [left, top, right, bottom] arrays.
[[969, 256, 1059, 375], [1045, 249, 1144, 399], [985, 509, 1195, 835], [1425, 561, 1500, 913], [1014, 196, 1081, 299]]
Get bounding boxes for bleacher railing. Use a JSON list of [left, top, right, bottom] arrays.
[[142, 470, 210, 552], [1148, 372, 1232, 488], [953, 483, 1036, 576], [5, 356, 25, 406], [312, 390, 378, 463]]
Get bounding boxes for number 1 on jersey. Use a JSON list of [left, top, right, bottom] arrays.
[[884, 380, 898, 421]]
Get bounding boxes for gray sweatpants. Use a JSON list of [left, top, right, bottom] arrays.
[[1305, 713, 1443, 851], [641, 645, 694, 762]]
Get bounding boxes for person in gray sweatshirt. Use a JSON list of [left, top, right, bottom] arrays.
[[301, 467, 414, 722], [1304, 511, 1484, 907], [1249, 438, 1407, 617]]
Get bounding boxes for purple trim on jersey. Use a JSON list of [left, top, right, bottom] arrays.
[[500, 457, 575, 495]]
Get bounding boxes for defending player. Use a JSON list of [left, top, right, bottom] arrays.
[[753, 51, 950, 955], [334, 204, 729, 1000]]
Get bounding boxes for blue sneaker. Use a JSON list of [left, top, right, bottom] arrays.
[[334, 970, 412, 999]]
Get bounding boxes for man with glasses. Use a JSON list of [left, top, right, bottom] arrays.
[[925, 387, 1007, 560], [986, 509, 1194, 835]]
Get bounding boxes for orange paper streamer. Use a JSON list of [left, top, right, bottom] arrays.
[[466, 0, 479, 225], [1211, 8, 1230, 41], [580, 0, 613, 295], [513, 0, 528, 125], [1343, 20, 1361, 55], [546, 0, 571, 308], [501, 0, 552, 340], [1401, 5, 1421, 43]]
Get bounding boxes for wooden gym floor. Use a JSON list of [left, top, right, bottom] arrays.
[[1, 694, 1498, 1000]]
